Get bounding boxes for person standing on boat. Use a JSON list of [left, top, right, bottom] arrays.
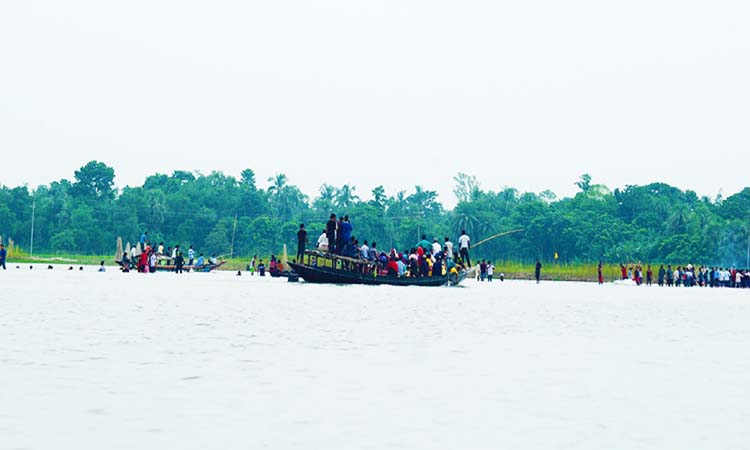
[[326, 214, 338, 254], [140, 231, 148, 248], [188, 246, 195, 265], [0, 243, 6, 270], [444, 237, 454, 258], [317, 230, 329, 252], [296, 223, 308, 263], [458, 230, 471, 267], [359, 240, 369, 259], [341, 216, 352, 254]]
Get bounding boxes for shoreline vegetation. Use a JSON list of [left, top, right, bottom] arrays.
[[2, 162, 750, 269], [3, 253, 645, 282]]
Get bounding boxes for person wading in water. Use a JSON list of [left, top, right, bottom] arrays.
[[535, 259, 542, 284]]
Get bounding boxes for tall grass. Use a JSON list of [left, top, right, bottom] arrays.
[[490, 260, 623, 282]]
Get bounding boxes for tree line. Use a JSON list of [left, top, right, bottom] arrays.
[[1, 161, 749, 266]]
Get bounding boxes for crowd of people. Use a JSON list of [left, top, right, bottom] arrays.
[[119, 231, 217, 273], [297, 214, 474, 278], [614, 263, 750, 288]]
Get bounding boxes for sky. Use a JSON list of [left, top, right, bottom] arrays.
[[1, 0, 748, 207]]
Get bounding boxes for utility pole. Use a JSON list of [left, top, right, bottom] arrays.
[[230, 214, 238, 258], [30, 200, 36, 257]]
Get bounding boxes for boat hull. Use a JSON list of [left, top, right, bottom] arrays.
[[288, 262, 466, 286]]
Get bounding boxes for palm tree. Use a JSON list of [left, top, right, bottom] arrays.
[[267, 174, 288, 196], [335, 184, 359, 210], [313, 184, 336, 215]]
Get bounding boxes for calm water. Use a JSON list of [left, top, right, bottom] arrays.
[[1, 267, 749, 449]]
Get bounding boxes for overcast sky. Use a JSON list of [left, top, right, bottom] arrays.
[[1, 0, 748, 207]]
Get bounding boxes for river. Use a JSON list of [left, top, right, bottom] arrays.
[[1, 267, 749, 449]]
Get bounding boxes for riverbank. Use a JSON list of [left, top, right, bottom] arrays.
[[5, 254, 634, 282]]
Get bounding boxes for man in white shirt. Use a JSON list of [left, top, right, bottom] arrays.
[[359, 241, 369, 259], [487, 263, 494, 282], [431, 239, 441, 256], [458, 230, 471, 267], [317, 231, 329, 251], [444, 237, 454, 258]]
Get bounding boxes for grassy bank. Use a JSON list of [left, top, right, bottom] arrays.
[[8, 253, 631, 282], [490, 261, 622, 282]]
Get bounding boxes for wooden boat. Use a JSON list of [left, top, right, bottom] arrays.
[[288, 251, 467, 286], [115, 260, 226, 273]]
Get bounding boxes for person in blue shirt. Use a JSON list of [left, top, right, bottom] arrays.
[[0, 244, 6, 270], [139, 231, 148, 247], [195, 253, 205, 267], [341, 216, 352, 249]]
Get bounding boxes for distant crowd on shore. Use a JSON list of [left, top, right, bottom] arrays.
[[607, 262, 750, 288]]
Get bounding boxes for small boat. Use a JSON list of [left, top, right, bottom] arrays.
[[288, 251, 467, 286], [115, 259, 226, 273]]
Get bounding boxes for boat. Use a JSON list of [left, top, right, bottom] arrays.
[[288, 250, 467, 286], [115, 259, 226, 273], [113, 238, 226, 272]]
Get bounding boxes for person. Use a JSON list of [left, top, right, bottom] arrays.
[[139, 249, 149, 273], [149, 252, 157, 273], [130, 245, 138, 266], [534, 259, 542, 284], [209, 254, 218, 265], [597, 261, 604, 284], [317, 230, 329, 252], [0, 243, 7, 270], [620, 263, 627, 280], [174, 252, 185, 274], [432, 255, 443, 277], [487, 263, 494, 282], [249, 255, 257, 275], [458, 230, 471, 267], [397, 257, 407, 277], [341, 216, 352, 252], [188, 246, 195, 265], [258, 260, 266, 276], [386, 256, 399, 276], [359, 240, 370, 259], [98, 261, 106, 272], [171, 245, 179, 263], [444, 237, 454, 259], [140, 231, 148, 247], [666, 265, 674, 286], [325, 214, 337, 254], [297, 223, 308, 262], [646, 265, 653, 286], [417, 235, 432, 253], [368, 242, 378, 261], [120, 252, 130, 272], [480, 260, 487, 281], [196, 253, 205, 267], [658, 265, 665, 286], [431, 239, 441, 256]]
